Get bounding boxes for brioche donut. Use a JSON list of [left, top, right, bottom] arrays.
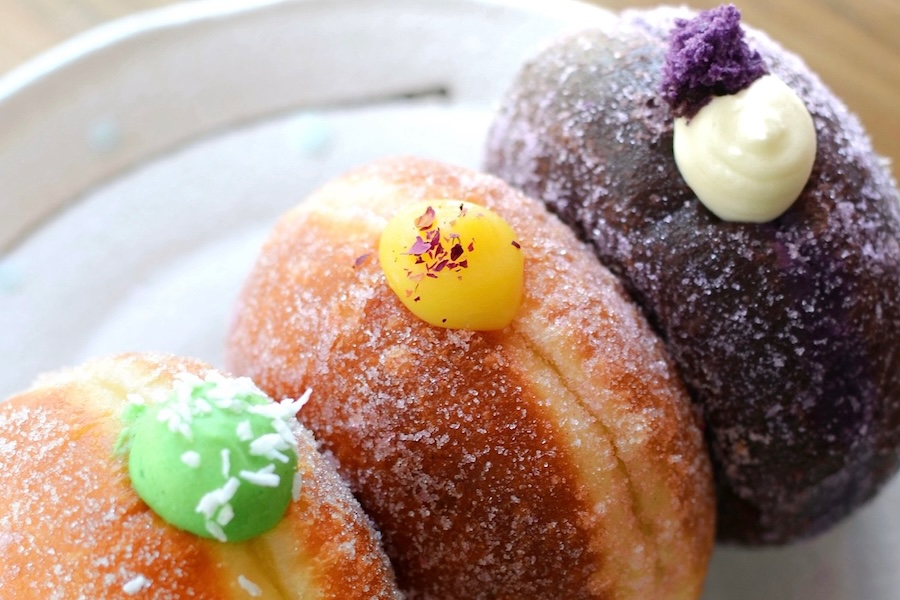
[[0, 353, 401, 599], [226, 156, 715, 600], [484, 5, 900, 544]]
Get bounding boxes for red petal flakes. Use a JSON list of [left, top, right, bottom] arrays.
[[415, 206, 436, 230]]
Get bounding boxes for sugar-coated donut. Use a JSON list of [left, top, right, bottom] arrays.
[[484, 5, 900, 543], [226, 156, 715, 599], [0, 353, 401, 599]]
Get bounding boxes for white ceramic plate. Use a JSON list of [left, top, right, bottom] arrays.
[[0, 1, 896, 598]]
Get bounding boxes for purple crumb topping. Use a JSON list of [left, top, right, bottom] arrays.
[[660, 4, 768, 119]]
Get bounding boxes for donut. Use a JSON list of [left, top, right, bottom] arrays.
[[226, 156, 715, 599], [483, 4, 900, 544], [0, 353, 401, 599]]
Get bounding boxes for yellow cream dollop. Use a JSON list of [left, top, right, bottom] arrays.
[[378, 200, 524, 330], [674, 74, 817, 222]]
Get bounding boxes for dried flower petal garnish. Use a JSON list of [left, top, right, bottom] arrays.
[[378, 199, 524, 330], [404, 204, 474, 286], [414, 205, 436, 229]]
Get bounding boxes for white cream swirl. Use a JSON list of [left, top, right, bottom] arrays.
[[673, 74, 817, 222]]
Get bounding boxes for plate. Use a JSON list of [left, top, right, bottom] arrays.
[[0, 1, 896, 598], [0, 0, 610, 394]]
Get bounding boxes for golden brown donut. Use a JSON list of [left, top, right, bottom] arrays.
[[227, 156, 715, 599], [0, 353, 401, 600]]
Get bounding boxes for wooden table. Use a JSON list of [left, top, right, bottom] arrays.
[[0, 0, 897, 179]]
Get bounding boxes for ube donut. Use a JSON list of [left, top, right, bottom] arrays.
[[484, 5, 900, 543], [0, 353, 401, 599], [226, 156, 715, 599]]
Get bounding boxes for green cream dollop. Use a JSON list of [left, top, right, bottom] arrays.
[[120, 372, 308, 543]]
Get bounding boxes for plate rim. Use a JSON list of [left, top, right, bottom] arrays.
[[0, 0, 612, 253], [0, 0, 605, 103]]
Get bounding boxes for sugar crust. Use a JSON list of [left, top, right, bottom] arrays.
[[483, 6, 900, 543], [227, 157, 715, 599], [0, 353, 401, 599]]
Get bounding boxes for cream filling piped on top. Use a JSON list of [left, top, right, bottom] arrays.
[[674, 74, 817, 223]]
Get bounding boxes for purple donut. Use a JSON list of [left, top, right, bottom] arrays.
[[484, 5, 900, 544]]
